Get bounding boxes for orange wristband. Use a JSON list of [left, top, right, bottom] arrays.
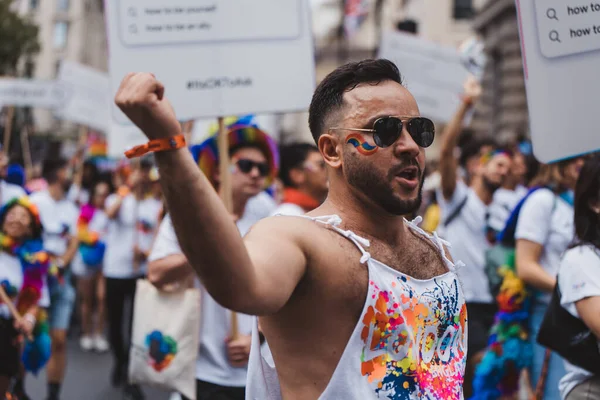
[[125, 135, 186, 159]]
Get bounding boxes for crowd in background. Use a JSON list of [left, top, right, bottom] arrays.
[[1, 78, 600, 400]]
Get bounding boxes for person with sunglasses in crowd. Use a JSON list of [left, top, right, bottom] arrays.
[[148, 117, 278, 400], [557, 153, 600, 399], [273, 143, 329, 216], [437, 77, 512, 396], [117, 59, 467, 399]]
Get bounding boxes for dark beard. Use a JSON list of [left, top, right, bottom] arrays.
[[346, 155, 423, 216], [483, 176, 501, 193]]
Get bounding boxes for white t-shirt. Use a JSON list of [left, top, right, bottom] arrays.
[[488, 185, 528, 233], [437, 180, 491, 303], [515, 189, 574, 304], [271, 203, 305, 217], [0, 252, 50, 319], [1, 180, 26, 206], [67, 184, 90, 206], [558, 245, 600, 399], [149, 213, 256, 387], [30, 191, 79, 257], [243, 192, 278, 222], [71, 209, 109, 276], [103, 194, 162, 279]]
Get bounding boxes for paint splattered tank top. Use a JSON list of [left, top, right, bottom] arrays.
[[246, 215, 468, 400]]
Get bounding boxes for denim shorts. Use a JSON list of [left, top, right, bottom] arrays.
[[48, 277, 76, 331]]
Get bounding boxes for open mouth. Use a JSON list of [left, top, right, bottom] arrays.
[[397, 166, 419, 181]]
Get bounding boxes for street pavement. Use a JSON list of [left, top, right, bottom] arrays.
[[26, 338, 174, 400]]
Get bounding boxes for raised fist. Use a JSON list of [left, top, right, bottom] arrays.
[[463, 75, 482, 105], [115, 73, 181, 140]]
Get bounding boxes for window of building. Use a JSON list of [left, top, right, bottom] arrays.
[[29, 0, 39, 10], [53, 22, 69, 49], [56, 0, 69, 12], [453, 0, 474, 20]]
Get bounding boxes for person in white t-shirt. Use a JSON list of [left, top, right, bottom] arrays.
[[272, 143, 328, 216], [103, 160, 162, 400], [29, 159, 80, 400], [148, 119, 278, 400], [488, 146, 529, 233], [67, 160, 99, 207], [557, 154, 600, 399], [515, 157, 585, 400], [72, 179, 112, 353], [436, 78, 512, 395]]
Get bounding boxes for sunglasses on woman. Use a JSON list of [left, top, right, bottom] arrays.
[[235, 159, 270, 177], [330, 116, 435, 148]]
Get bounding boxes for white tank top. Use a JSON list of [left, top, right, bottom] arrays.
[[246, 215, 468, 400]]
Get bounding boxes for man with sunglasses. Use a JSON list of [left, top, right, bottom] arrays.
[[437, 77, 512, 396], [273, 143, 329, 216], [117, 59, 468, 399], [147, 118, 277, 400]]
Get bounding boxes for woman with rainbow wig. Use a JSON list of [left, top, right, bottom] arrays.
[[0, 197, 52, 399]]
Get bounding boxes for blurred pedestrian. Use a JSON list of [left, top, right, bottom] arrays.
[[557, 154, 600, 399], [30, 159, 80, 400], [72, 179, 112, 353], [273, 143, 328, 216], [515, 156, 585, 399], [437, 77, 512, 395], [103, 159, 161, 400]]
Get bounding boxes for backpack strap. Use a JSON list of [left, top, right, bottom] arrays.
[[443, 194, 469, 227]]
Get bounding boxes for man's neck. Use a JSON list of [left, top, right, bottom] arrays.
[[232, 196, 248, 221], [48, 184, 64, 201], [317, 179, 407, 245], [471, 176, 494, 205]]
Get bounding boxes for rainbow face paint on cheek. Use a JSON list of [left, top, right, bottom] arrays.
[[345, 133, 378, 156]]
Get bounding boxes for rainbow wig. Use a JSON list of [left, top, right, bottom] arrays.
[[190, 115, 279, 188]]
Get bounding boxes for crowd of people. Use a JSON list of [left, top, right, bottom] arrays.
[[1, 59, 600, 400]]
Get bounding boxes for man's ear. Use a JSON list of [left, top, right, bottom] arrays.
[[319, 133, 342, 169]]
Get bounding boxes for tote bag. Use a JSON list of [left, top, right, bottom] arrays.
[[129, 280, 201, 400]]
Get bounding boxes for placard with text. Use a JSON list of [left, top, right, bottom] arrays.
[[105, 0, 316, 126], [516, 0, 600, 162]]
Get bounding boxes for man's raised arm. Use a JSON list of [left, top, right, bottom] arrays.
[[438, 76, 481, 200], [115, 73, 305, 315]]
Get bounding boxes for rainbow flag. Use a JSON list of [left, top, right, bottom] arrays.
[[86, 132, 108, 158]]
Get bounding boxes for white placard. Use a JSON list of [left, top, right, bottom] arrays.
[[105, 0, 315, 125], [378, 31, 472, 123], [54, 61, 111, 132], [0, 79, 68, 108], [516, 0, 600, 162], [108, 119, 146, 157]]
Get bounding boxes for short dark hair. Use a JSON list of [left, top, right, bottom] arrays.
[[279, 143, 319, 188], [42, 158, 69, 184], [574, 154, 600, 249], [308, 59, 403, 144], [459, 137, 497, 167]]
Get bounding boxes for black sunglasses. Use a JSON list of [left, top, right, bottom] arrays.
[[235, 159, 270, 177], [331, 116, 435, 148]]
